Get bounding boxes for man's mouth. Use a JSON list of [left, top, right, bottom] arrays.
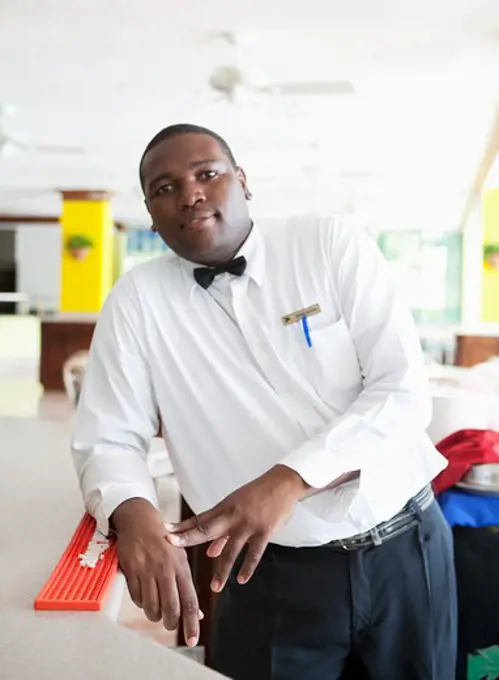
[[181, 212, 219, 231]]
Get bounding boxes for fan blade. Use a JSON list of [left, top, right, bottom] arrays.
[[31, 144, 85, 155], [264, 80, 354, 96], [0, 133, 27, 148], [0, 135, 28, 156]]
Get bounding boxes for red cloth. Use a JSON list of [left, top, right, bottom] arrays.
[[432, 429, 499, 495]]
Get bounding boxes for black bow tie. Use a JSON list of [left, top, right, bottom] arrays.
[[193, 256, 247, 290]]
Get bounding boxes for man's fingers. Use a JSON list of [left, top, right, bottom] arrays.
[[157, 570, 181, 631], [141, 575, 162, 622], [126, 574, 143, 609], [206, 536, 229, 559], [211, 536, 248, 593], [177, 571, 201, 648], [165, 508, 215, 534], [125, 574, 142, 609], [237, 535, 269, 585], [167, 513, 228, 548]]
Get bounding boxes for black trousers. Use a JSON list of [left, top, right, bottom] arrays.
[[211, 501, 457, 680]]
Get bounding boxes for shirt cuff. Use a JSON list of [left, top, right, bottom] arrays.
[[280, 441, 355, 490], [280, 436, 403, 528], [299, 478, 361, 523], [90, 483, 159, 537], [279, 421, 411, 490]]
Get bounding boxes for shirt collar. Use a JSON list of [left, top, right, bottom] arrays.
[[236, 224, 265, 288], [178, 223, 265, 293]]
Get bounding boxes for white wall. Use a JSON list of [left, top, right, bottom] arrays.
[[461, 199, 483, 328], [15, 225, 61, 312]]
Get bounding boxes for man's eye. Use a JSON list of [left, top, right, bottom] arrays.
[[201, 170, 218, 180], [157, 184, 174, 194]]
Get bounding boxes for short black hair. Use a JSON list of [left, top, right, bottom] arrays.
[[139, 123, 238, 189]]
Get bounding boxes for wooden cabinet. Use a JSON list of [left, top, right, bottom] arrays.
[[455, 334, 499, 367], [40, 318, 96, 391]]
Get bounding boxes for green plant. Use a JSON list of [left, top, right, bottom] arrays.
[[467, 645, 499, 679], [484, 243, 499, 258], [66, 234, 94, 250], [484, 243, 499, 269]]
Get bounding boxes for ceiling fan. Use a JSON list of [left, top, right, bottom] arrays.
[[0, 105, 85, 157], [208, 31, 355, 103]]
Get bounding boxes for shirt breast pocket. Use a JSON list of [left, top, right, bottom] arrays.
[[307, 316, 362, 392]]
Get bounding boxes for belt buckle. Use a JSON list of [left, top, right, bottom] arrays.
[[369, 526, 383, 547], [339, 526, 382, 551]]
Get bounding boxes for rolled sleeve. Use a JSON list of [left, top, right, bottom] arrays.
[[71, 274, 160, 535], [280, 220, 432, 512]]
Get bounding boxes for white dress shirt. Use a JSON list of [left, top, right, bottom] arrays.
[[72, 215, 447, 547]]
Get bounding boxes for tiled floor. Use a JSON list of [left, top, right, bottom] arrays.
[[0, 356, 182, 651]]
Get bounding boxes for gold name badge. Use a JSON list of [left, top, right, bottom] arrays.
[[281, 304, 322, 326]]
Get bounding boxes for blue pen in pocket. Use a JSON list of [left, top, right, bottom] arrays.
[[301, 315, 312, 348]]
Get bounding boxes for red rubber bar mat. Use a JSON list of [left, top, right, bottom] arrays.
[[34, 513, 118, 611]]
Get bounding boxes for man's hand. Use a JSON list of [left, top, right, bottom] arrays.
[[165, 465, 308, 593], [111, 498, 203, 647]]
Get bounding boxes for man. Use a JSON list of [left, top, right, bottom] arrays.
[[72, 123, 457, 680]]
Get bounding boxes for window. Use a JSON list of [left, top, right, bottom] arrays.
[[377, 231, 462, 326]]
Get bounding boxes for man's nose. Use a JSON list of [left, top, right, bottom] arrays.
[[178, 182, 205, 209]]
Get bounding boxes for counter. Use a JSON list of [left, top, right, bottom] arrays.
[[40, 313, 100, 323], [40, 314, 98, 390], [454, 331, 499, 367], [0, 417, 224, 680]]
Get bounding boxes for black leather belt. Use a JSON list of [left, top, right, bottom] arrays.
[[329, 485, 434, 551]]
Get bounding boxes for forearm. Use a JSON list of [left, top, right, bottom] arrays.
[[111, 497, 163, 534]]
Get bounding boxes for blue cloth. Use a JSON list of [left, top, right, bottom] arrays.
[[438, 488, 499, 528]]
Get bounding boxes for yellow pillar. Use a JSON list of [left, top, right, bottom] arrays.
[[60, 190, 114, 313], [482, 188, 499, 322]]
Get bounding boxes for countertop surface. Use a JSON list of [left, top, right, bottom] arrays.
[[40, 312, 99, 323], [0, 417, 224, 680]]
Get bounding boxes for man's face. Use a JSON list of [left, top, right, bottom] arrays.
[[142, 133, 251, 265]]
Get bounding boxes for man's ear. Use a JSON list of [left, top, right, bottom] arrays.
[[236, 166, 253, 200]]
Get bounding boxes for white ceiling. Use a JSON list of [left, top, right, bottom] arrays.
[[0, 0, 499, 230]]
